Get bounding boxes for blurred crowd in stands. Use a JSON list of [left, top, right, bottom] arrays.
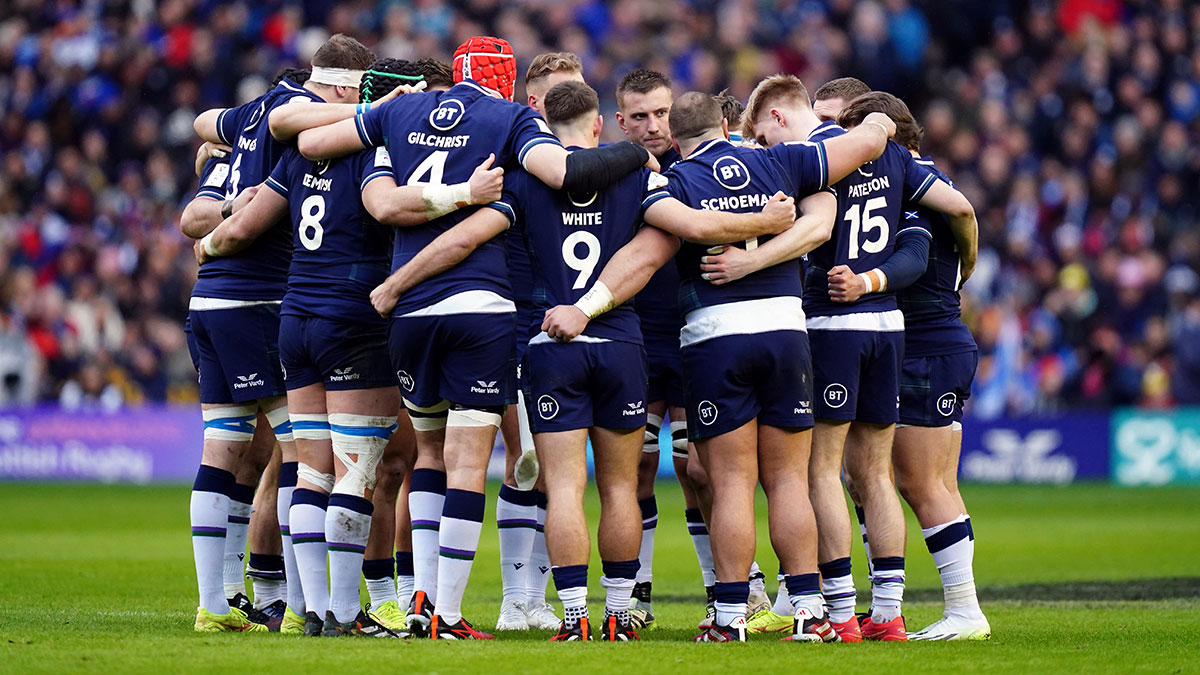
[[0, 0, 1198, 417]]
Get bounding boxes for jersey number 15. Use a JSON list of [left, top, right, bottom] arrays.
[[844, 196, 889, 260]]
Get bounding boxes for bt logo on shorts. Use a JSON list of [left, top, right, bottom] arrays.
[[623, 400, 646, 417], [537, 395, 560, 420], [233, 372, 265, 390], [471, 380, 500, 395], [795, 400, 812, 415], [824, 383, 848, 409], [329, 367, 360, 383], [937, 392, 957, 417], [697, 400, 718, 426], [397, 370, 415, 392]]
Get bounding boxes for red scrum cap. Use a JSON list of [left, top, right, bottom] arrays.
[[452, 36, 517, 101]]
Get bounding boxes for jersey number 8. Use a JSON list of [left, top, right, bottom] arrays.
[[844, 196, 889, 260], [299, 195, 325, 251], [562, 231, 601, 289]]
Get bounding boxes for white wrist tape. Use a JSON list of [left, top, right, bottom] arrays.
[[329, 413, 397, 496], [309, 66, 365, 88], [264, 405, 294, 444], [201, 231, 221, 258], [858, 269, 888, 295], [574, 281, 615, 319], [202, 404, 259, 442], [423, 182, 472, 220]]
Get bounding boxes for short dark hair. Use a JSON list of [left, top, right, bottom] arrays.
[[713, 89, 745, 130], [359, 58, 425, 103], [669, 91, 723, 142], [414, 58, 454, 89], [814, 77, 870, 103], [311, 33, 375, 71], [543, 81, 599, 126], [836, 91, 925, 151], [616, 68, 672, 108], [526, 52, 583, 86], [273, 68, 311, 87]]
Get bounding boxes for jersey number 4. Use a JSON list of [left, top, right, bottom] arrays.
[[844, 196, 889, 259], [407, 151, 448, 186]]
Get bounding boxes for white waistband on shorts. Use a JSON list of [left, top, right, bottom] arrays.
[[529, 331, 611, 346], [806, 309, 904, 332], [189, 297, 282, 311], [399, 290, 516, 317], [680, 296, 807, 348]]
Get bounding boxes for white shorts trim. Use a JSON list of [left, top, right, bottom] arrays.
[[528, 331, 611, 346], [806, 309, 904, 332], [399, 290, 515, 317], [189, 297, 283, 311], [680, 297, 806, 348]]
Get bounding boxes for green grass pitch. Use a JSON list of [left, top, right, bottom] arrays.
[[1, 481, 1198, 673]]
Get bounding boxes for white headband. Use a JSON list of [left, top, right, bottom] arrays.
[[309, 66, 364, 88]]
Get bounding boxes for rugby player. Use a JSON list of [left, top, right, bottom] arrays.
[[295, 36, 662, 640], [494, 52, 586, 633], [724, 77, 977, 641], [544, 91, 898, 642], [185, 36, 378, 633], [835, 95, 988, 641]]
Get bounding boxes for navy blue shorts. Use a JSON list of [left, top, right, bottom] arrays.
[[389, 313, 516, 409], [680, 330, 814, 441], [278, 315, 396, 391], [644, 334, 685, 408], [809, 328, 903, 424], [898, 350, 977, 427], [186, 304, 286, 404], [523, 340, 647, 433]]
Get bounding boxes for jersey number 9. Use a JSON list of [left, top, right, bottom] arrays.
[[562, 230, 601, 289]]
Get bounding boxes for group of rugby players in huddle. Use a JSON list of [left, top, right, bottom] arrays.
[[183, 31, 990, 643]]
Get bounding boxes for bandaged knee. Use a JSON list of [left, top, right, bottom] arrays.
[[405, 398, 450, 431], [951, 421, 963, 432], [264, 405, 294, 443], [329, 413, 398, 495], [297, 462, 334, 492], [290, 413, 331, 440], [642, 413, 663, 454], [446, 405, 503, 429], [670, 420, 688, 458], [203, 404, 259, 441]]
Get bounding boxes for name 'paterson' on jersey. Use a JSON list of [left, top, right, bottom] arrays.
[[846, 174, 891, 198]]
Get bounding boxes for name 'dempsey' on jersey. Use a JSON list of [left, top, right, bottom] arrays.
[[407, 131, 471, 148], [302, 173, 333, 191], [846, 175, 891, 198], [700, 192, 771, 211]]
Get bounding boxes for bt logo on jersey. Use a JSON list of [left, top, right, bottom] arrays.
[[428, 99, 466, 131], [537, 395, 560, 420], [712, 156, 751, 190], [824, 383, 848, 409], [697, 400, 718, 426]]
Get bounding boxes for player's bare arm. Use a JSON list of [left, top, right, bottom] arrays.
[[269, 82, 423, 141], [179, 184, 259, 240], [542, 226, 679, 342], [821, 111, 895, 184], [362, 154, 504, 228], [369, 207, 510, 317], [194, 142, 230, 177], [194, 185, 285, 263], [297, 116, 368, 160], [916, 179, 978, 282], [192, 108, 226, 144], [522, 141, 660, 192], [699, 190, 837, 285], [644, 192, 795, 245]]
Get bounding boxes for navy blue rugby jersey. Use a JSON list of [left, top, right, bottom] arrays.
[[645, 138, 830, 315], [194, 156, 230, 202], [489, 160, 668, 343], [803, 122, 937, 317], [633, 146, 684, 343], [265, 146, 394, 324], [194, 78, 322, 301], [897, 157, 976, 357], [355, 81, 562, 316]]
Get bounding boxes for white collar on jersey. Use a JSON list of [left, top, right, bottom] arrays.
[[806, 120, 841, 142], [687, 137, 730, 160]]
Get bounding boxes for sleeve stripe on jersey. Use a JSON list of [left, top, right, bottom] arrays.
[[517, 136, 562, 167], [897, 225, 933, 238], [915, 159, 935, 165], [485, 201, 516, 224], [196, 187, 225, 200], [354, 112, 376, 148], [265, 176, 289, 196], [641, 190, 672, 210], [816, 141, 829, 188], [215, 109, 230, 145], [360, 170, 393, 191], [910, 173, 936, 202]]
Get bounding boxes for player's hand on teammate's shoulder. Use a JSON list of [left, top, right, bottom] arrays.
[[194, 141, 231, 177], [468, 154, 504, 205], [827, 264, 866, 303], [370, 279, 402, 318], [761, 191, 797, 234], [542, 305, 589, 342], [375, 80, 428, 105], [700, 244, 753, 286], [862, 111, 897, 138]]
